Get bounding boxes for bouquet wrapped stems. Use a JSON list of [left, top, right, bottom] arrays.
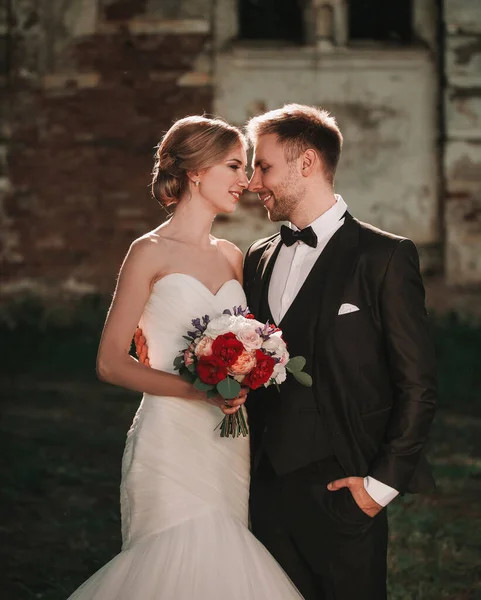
[[217, 406, 249, 438]]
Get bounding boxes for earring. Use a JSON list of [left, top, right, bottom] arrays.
[[194, 180, 200, 187]]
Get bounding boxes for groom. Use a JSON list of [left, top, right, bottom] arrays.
[[243, 104, 437, 600]]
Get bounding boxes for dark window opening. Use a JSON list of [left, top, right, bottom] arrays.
[[349, 0, 413, 44], [239, 0, 304, 44]]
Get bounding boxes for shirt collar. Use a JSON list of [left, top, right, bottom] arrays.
[[290, 195, 348, 238]]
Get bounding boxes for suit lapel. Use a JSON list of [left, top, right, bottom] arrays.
[[249, 234, 283, 320], [315, 213, 360, 344], [250, 214, 360, 338]]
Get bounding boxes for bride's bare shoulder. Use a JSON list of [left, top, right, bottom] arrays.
[[213, 236, 242, 259], [131, 225, 171, 252], [125, 228, 172, 272], [213, 237, 243, 278]]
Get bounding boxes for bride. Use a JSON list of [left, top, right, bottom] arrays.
[[66, 115, 302, 599]]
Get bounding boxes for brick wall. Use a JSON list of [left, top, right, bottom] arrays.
[[1, 0, 212, 296]]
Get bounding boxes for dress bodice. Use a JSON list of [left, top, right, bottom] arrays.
[[139, 273, 247, 373]]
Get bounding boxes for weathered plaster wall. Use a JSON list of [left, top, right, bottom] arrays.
[[444, 0, 481, 285], [215, 47, 440, 247]]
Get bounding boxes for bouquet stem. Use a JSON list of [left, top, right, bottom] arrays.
[[216, 406, 249, 438]]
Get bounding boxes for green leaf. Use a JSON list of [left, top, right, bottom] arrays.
[[179, 367, 195, 383], [173, 355, 184, 370], [187, 362, 196, 373], [193, 378, 215, 392], [183, 335, 194, 343], [216, 376, 241, 400], [285, 356, 306, 373], [292, 370, 313, 387], [207, 389, 219, 399]]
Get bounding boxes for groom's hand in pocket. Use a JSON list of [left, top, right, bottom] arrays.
[[327, 477, 382, 518]]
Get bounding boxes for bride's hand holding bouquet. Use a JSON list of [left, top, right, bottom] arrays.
[[173, 306, 312, 437]]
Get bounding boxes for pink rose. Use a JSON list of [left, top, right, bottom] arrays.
[[184, 349, 194, 367], [228, 349, 257, 375], [236, 322, 263, 352], [195, 336, 214, 358]]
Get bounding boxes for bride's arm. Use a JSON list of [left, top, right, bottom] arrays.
[[96, 237, 204, 401]]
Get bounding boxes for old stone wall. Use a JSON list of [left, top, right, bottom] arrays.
[[1, 0, 212, 296], [2, 0, 481, 306], [215, 47, 440, 248], [213, 0, 442, 256], [444, 0, 481, 285]]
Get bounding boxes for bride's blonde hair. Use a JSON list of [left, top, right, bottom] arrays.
[[152, 116, 247, 207]]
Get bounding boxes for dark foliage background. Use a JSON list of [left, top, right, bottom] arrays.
[[1, 296, 480, 599]]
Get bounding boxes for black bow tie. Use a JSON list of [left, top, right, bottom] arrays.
[[280, 224, 318, 248]]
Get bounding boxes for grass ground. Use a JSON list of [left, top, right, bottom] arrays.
[[2, 379, 480, 600]]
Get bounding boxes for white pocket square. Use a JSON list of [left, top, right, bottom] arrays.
[[338, 303, 360, 315]]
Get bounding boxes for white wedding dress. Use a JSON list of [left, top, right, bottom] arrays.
[[67, 273, 302, 600]]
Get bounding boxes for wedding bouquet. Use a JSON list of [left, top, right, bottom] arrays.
[[174, 306, 312, 438]]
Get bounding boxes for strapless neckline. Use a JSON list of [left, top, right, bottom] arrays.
[[152, 273, 243, 298]]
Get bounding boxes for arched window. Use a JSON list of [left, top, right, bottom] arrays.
[[349, 0, 413, 44], [239, 0, 304, 44]]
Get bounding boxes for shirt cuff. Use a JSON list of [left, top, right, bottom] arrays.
[[363, 476, 399, 507]]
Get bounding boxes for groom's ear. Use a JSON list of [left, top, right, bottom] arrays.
[[300, 149, 317, 178]]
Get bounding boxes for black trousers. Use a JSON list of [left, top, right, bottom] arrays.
[[250, 454, 388, 600]]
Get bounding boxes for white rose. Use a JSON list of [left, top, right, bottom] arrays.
[[262, 332, 286, 354], [205, 315, 239, 338], [236, 322, 263, 351], [273, 363, 287, 384], [278, 348, 290, 365], [245, 317, 265, 330]]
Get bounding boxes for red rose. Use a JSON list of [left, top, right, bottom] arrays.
[[246, 313, 255, 319], [197, 356, 228, 385], [212, 332, 244, 367], [243, 350, 276, 389]]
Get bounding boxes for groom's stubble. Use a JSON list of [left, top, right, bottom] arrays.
[[266, 160, 307, 222]]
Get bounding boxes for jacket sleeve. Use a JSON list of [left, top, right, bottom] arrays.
[[368, 239, 437, 492]]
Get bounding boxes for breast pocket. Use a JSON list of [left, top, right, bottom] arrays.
[[331, 304, 380, 366], [333, 305, 366, 343]]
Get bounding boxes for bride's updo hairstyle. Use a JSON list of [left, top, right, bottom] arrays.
[[152, 116, 247, 207]]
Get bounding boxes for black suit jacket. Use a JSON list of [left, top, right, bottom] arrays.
[[243, 214, 437, 494]]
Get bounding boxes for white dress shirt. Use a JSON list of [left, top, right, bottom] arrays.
[[268, 195, 399, 508]]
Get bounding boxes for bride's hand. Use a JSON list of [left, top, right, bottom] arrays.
[[206, 387, 249, 415]]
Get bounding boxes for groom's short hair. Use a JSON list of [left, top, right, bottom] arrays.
[[246, 104, 343, 185]]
